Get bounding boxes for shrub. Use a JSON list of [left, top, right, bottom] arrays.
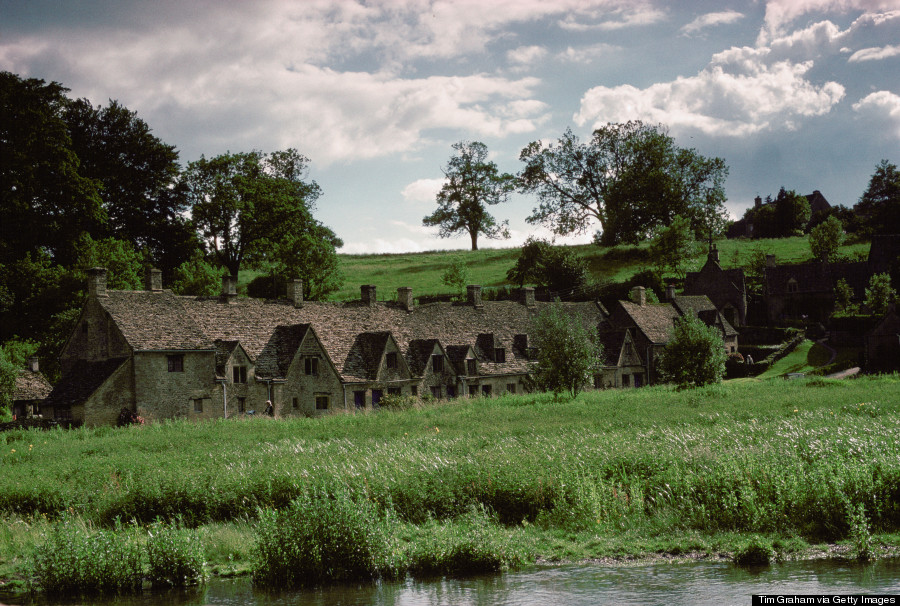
[[251, 486, 403, 588], [32, 515, 143, 595], [529, 306, 602, 398], [658, 315, 727, 389], [733, 536, 774, 566], [147, 520, 206, 587]]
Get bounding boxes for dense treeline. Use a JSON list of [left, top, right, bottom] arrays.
[[0, 71, 341, 382]]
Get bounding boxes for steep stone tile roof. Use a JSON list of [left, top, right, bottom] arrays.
[[616, 300, 680, 344], [214, 340, 241, 379], [13, 370, 53, 402], [254, 324, 312, 380], [346, 332, 392, 381], [42, 358, 128, 409], [406, 339, 441, 376], [99, 290, 212, 351]]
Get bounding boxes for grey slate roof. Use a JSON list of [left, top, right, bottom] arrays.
[[13, 370, 53, 402]]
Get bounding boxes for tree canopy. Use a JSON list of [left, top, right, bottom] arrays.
[[518, 121, 729, 246], [855, 159, 900, 236], [529, 306, 602, 399], [506, 238, 589, 296], [743, 188, 811, 238], [808, 215, 844, 262], [658, 315, 727, 389], [423, 141, 515, 250]]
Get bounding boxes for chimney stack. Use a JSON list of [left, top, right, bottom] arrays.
[[467, 285, 483, 309], [397, 287, 413, 312], [88, 267, 108, 298], [631, 285, 646, 307], [754, 196, 762, 209], [766, 254, 776, 268], [666, 283, 676, 302], [287, 279, 303, 308], [28, 356, 39, 373], [221, 275, 237, 301], [523, 287, 536, 308], [145, 267, 163, 292], [361, 285, 377, 307]]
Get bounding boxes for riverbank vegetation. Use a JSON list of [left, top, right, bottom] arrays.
[[1, 375, 898, 595]]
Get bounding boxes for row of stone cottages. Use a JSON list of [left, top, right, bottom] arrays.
[[39, 266, 738, 426]]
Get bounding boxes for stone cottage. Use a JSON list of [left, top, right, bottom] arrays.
[[44, 268, 606, 426], [11, 357, 52, 419], [683, 245, 748, 327], [596, 286, 736, 387]]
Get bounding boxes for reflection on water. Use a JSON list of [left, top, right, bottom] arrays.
[[4, 559, 899, 606]]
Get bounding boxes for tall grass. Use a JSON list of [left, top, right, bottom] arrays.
[[4, 375, 899, 590]]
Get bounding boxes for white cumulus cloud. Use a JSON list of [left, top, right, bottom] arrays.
[[681, 10, 744, 36], [853, 90, 900, 138], [848, 44, 900, 61], [402, 178, 445, 204]]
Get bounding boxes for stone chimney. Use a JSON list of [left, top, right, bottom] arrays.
[[467, 285, 483, 309], [287, 279, 303, 308], [754, 196, 762, 209], [766, 254, 777, 268], [145, 267, 163, 292], [397, 287, 413, 312], [88, 267, 108, 298], [666, 283, 676, 302], [361, 285, 377, 307], [221, 275, 237, 301], [523, 287, 536, 308], [631, 285, 646, 307], [28, 356, 39, 373]]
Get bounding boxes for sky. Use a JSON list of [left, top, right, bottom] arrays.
[[1, 0, 899, 254]]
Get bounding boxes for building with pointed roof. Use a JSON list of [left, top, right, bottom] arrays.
[[46, 270, 606, 425]]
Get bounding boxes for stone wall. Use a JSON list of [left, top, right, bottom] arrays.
[[83, 358, 135, 427], [134, 351, 221, 422]]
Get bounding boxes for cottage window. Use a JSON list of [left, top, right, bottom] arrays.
[[430, 386, 441, 398], [167, 355, 184, 373], [481, 384, 492, 396], [431, 354, 444, 373], [622, 374, 630, 387], [232, 366, 247, 383], [371, 389, 383, 407], [787, 278, 798, 293], [494, 348, 506, 363], [466, 359, 477, 375], [506, 383, 516, 394], [82, 322, 88, 334], [193, 398, 203, 413], [410, 386, 418, 396], [305, 357, 319, 376], [237, 397, 246, 413], [292, 397, 298, 409], [354, 391, 366, 409], [315, 394, 329, 410], [446, 385, 457, 398], [634, 374, 643, 388], [469, 385, 478, 397], [388, 387, 401, 396], [386, 352, 398, 369]]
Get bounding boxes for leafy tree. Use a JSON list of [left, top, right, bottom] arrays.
[[748, 188, 811, 238], [64, 98, 198, 273], [529, 306, 602, 399], [834, 278, 856, 314], [0, 72, 104, 266], [650, 215, 699, 277], [72, 235, 144, 291], [0, 346, 17, 420], [506, 239, 589, 296], [441, 259, 470, 298], [518, 121, 728, 245], [865, 273, 897, 316], [262, 221, 345, 301], [423, 141, 515, 250], [185, 150, 328, 278], [658, 315, 727, 389], [809, 215, 845, 262], [855, 159, 900, 235], [170, 254, 225, 297]]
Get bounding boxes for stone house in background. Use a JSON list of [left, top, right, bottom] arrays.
[[596, 286, 737, 388], [727, 190, 832, 238], [44, 268, 606, 426], [683, 245, 748, 327], [11, 357, 52, 419]]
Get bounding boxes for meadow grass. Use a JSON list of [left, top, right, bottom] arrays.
[[2, 375, 899, 591], [239, 236, 869, 301]]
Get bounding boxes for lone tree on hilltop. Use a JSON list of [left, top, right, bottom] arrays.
[[423, 141, 516, 250], [658, 315, 726, 389]]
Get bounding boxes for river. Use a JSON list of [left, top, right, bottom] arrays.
[[3, 559, 899, 605]]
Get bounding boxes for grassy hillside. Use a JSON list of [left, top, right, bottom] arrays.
[[325, 235, 870, 301], [2, 375, 899, 593]]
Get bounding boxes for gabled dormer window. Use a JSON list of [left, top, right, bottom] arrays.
[[233, 366, 247, 383], [431, 354, 444, 373], [305, 357, 319, 376], [787, 278, 798, 293], [494, 348, 506, 363], [386, 352, 398, 369], [466, 359, 477, 376]]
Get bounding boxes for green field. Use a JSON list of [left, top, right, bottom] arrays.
[[2, 374, 899, 593], [296, 235, 869, 301]]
